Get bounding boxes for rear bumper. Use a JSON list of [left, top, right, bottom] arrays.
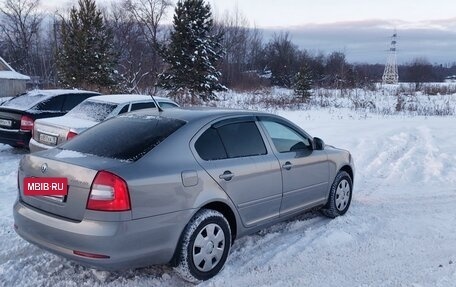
[[0, 128, 31, 147], [29, 138, 53, 153], [13, 199, 194, 270]]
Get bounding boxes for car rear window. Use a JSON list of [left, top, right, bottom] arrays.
[[60, 116, 185, 161], [67, 100, 118, 121], [2, 92, 49, 110]]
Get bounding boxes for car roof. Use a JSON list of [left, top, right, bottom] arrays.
[[28, 89, 99, 96], [0, 89, 100, 111], [87, 94, 174, 104], [129, 107, 268, 123]]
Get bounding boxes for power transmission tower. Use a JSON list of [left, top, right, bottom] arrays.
[[382, 32, 399, 84]]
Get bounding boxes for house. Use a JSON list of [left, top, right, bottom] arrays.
[[0, 57, 30, 97]]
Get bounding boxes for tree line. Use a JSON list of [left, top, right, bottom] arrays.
[[1, 0, 455, 100]]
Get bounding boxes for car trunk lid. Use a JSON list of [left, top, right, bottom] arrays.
[[18, 149, 129, 221], [0, 108, 24, 130], [33, 116, 98, 147]]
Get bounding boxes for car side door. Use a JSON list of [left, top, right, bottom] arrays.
[[192, 116, 283, 227], [258, 116, 329, 215]]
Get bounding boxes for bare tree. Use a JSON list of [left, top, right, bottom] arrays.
[[264, 32, 301, 87], [218, 7, 249, 86], [0, 0, 43, 75], [123, 0, 172, 89], [124, 0, 171, 46], [404, 57, 434, 89], [324, 51, 355, 89], [216, 8, 268, 90], [108, 2, 153, 92], [246, 25, 264, 72]]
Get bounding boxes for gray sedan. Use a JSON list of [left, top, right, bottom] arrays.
[[13, 108, 354, 282]]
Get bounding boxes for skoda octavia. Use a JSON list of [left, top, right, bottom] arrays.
[[13, 108, 354, 282]]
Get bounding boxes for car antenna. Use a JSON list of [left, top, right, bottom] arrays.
[[149, 94, 163, 112]]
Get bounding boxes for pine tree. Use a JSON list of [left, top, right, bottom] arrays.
[[158, 0, 226, 101], [57, 0, 118, 91], [294, 64, 313, 100]]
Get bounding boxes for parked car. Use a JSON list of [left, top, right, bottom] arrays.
[[14, 108, 354, 282], [29, 94, 179, 152], [0, 89, 99, 148]]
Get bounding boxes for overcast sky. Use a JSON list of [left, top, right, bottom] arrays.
[[41, 0, 456, 64]]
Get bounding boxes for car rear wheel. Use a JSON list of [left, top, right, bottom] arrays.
[[174, 209, 231, 283], [322, 171, 352, 218]]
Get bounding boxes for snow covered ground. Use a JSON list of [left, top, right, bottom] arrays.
[[1, 94, 456, 286]]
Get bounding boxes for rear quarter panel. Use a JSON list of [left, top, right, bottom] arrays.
[[107, 118, 243, 234]]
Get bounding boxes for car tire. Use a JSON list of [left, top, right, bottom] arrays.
[[174, 209, 231, 283], [322, 171, 353, 218]]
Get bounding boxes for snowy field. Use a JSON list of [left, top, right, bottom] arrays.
[[1, 91, 456, 286]]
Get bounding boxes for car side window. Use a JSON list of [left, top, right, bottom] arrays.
[[118, 104, 130, 114], [195, 127, 227, 161], [62, 94, 94, 111], [158, 102, 179, 109], [130, 102, 156, 111], [195, 120, 267, 161], [36, 95, 65, 111], [261, 120, 311, 153], [217, 121, 267, 158]]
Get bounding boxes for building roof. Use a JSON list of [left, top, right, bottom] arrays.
[[0, 57, 30, 80]]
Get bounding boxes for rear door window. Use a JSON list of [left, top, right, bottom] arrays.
[[159, 102, 179, 109], [130, 102, 156, 111], [60, 116, 185, 161], [118, 104, 130, 114], [195, 119, 267, 160], [217, 121, 267, 158]]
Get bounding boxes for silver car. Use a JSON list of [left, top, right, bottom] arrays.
[[14, 108, 354, 282], [29, 94, 179, 152]]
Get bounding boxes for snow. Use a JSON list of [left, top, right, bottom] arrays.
[[0, 57, 30, 80], [54, 150, 86, 159], [0, 97, 12, 105], [88, 94, 153, 104], [1, 87, 456, 286], [0, 71, 30, 80]]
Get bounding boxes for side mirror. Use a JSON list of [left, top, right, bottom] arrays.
[[313, 137, 325, 150]]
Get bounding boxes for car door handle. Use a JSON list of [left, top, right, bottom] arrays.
[[282, 161, 293, 170], [219, 171, 234, 181]]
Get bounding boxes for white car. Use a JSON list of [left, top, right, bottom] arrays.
[[29, 94, 179, 152]]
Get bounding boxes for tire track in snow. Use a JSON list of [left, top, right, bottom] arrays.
[[354, 126, 456, 194]]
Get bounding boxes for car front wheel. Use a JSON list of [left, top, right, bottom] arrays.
[[174, 209, 231, 283], [322, 171, 353, 218]]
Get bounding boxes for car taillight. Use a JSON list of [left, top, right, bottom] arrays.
[[87, 171, 130, 211], [66, 131, 78, 140], [20, 115, 34, 131]]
